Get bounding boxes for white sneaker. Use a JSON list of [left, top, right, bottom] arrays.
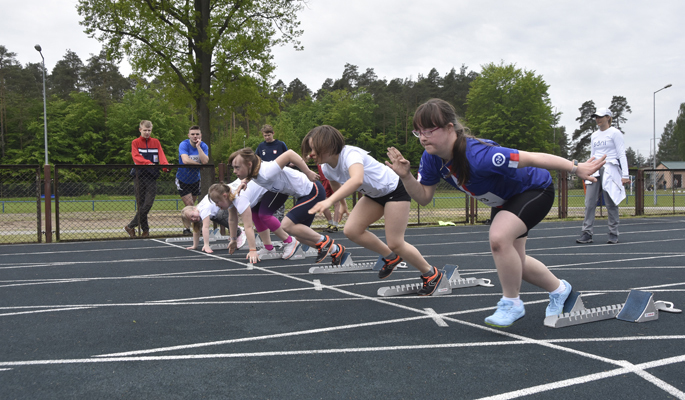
[[281, 238, 300, 260], [236, 229, 247, 250], [257, 247, 277, 260]]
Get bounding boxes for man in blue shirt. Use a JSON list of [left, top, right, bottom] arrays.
[[177, 125, 209, 235]]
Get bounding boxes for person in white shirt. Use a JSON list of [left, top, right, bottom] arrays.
[[228, 147, 349, 265], [577, 108, 630, 244], [303, 125, 444, 295], [208, 179, 295, 261]]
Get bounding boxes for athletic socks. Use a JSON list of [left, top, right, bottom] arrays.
[[265, 244, 274, 251], [283, 236, 292, 244], [550, 281, 566, 295], [422, 266, 436, 277], [502, 296, 522, 307], [384, 252, 398, 262]]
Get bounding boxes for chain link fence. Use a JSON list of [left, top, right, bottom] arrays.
[[2, 165, 685, 244]]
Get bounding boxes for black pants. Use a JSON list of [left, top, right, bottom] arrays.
[[128, 177, 157, 232]]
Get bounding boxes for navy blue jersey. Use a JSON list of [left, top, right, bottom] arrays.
[[417, 138, 552, 207], [256, 140, 288, 162]]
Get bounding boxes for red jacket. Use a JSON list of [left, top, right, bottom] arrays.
[[131, 136, 169, 165]]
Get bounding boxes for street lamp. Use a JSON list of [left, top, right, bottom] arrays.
[[653, 83, 672, 205], [34, 44, 48, 166]]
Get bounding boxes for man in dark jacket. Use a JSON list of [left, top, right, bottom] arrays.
[[125, 120, 169, 238]]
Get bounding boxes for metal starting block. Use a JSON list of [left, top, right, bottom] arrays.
[[308, 255, 408, 274], [376, 264, 493, 297], [166, 228, 228, 243], [244, 243, 312, 261], [544, 289, 681, 328]]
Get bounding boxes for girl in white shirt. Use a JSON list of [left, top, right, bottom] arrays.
[[228, 147, 348, 265], [577, 108, 630, 244], [208, 179, 297, 261], [302, 125, 443, 295]]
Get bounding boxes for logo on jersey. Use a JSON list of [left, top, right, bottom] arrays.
[[273, 150, 278, 154], [492, 153, 506, 167]]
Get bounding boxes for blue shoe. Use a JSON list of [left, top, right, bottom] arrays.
[[484, 300, 525, 328], [546, 280, 572, 316]]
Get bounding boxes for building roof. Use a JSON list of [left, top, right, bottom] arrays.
[[659, 162, 685, 169]]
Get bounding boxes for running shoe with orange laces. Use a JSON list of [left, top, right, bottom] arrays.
[[378, 255, 403, 279], [417, 267, 444, 296]]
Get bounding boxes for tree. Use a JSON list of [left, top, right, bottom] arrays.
[[50, 50, 84, 99], [466, 62, 554, 152], [78, 0, 305, 163], [570, 100, 597, 160], [673, 103, 685, 160], [0, 45, 19, 158], [609, 95, 632, 133], [656, 120, 680, 163], [82, 51, 132, 117]]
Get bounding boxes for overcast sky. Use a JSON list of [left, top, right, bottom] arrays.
[[3, 0, 684, 159]]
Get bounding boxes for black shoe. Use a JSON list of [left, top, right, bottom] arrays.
[[315, 235, 334, 263], [378, 255, 403, 279], [330, 244, 346, 265], [182, 228, 192, 236], [418, 267, 444, 296]]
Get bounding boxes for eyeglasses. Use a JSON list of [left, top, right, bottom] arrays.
[[412, 126, 441, 138]]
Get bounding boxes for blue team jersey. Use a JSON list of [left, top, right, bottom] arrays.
[[417, 138, 552, 207], [176, 139, 209, 184]]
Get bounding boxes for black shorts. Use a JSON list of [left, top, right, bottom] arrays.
[[286, 181, 326, 227], [365, 180, 412, 206], [490, 184, 554, 237], [176, 179, 201, 198]]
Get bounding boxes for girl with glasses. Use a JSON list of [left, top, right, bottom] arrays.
[[387, 98, 606, 327]]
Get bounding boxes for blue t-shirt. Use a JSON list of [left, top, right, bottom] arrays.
[[176, 139, 209, 184], [417, 138, 552, 207], [256, 140, 288, 162]]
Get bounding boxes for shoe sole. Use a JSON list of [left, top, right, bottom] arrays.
[[576, 240, 593, 243], [418, 271, 444, 296], [281, 241, 300, 260], [484, 314, 525, 328]]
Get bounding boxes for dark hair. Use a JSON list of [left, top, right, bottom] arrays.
[[228, 148, 262, 179], [189, 125, 201, 131], [413, 98, 479, 186], [301, 125, 345, 160]]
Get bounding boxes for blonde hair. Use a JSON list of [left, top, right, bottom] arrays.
[[181, 206, 202, 232], [228, 148, 262, 179], [208, 183, 237, 207], [140, 120, 153, 128]]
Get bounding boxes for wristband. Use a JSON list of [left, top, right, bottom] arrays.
[[570, 159, 578, 175], [230, 237, 237, 241], [249, 249, 257, 252]]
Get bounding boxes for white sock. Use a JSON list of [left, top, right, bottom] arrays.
[[550, 281, 566, 295], [502, 296, 522, 307]]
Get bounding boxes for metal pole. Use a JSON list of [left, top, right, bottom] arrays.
[[34, 45, 48, 166], [653, 84, 673, 205]]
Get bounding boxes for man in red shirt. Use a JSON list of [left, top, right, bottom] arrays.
[[125, 120, 169, 238]]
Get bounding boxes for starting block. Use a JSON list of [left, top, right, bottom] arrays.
[[308, 255, 407, 274], [376, 264, 493, 297], [166, 228, 228, 243], [544, 289, 681, 328]]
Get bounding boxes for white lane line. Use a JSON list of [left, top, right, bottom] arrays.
[[0, 307, 95, 317], [475, 355, 685, 400], [424, 308, 448, 327]]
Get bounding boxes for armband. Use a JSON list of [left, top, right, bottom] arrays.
[[570, 159, 578, 175], [230, 237, 237, 241]]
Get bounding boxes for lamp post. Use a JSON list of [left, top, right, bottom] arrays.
[[653, 83, 672, 205], [34, 44, 48, 166]]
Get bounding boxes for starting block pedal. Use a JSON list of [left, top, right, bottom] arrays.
[[166, 228, 229, 243], [376, 265, 493, 297], [308, 255, 407, 274], [544, 290, 681, 328], [246, 243, 309, 261]]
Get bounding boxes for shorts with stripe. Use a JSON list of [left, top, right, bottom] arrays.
[[176, 178, 201, 197], [490, 184, 554, 237], [286, 180, 326, 227]]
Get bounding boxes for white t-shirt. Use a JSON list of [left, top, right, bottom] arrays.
[[196, 194, 221, 221], [321, 145, 399, 198], [590, 126, 629, 179], [228, 179, 267, 214], [252, 161, 313, 197]]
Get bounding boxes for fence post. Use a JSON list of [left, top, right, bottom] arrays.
[[636, 169, 644, 215], [36, 166, 42, 243], [54, 165, 60, 241], [44, 164, 52, 243], [469, 197, 476, 225], [559, 171, 568, 218]]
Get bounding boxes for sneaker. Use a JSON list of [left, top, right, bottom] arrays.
[[484, 300, 526, 328], [141, 230, 149, 238], [330, 244, 346, 265], [124, 226, 136, 238], [182, 228, 192, 236], [546, 280, 572, 316], [324, 224, 339, 233], [417, 267, 444, 296], [257, 247, 276, 260], [378, 255, 403, 279], [236, 229, 247, 249], [315, 235, 334, 263], [576, 233, 593, 244], [607, 236, 618, 244], [281, 238, 300, 260]]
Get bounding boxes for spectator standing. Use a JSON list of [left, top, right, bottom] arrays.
[[576, 108, 630, 245], [255, 124, 289, 221], [177, 125, 209, 235], [125, 120, 169, 238]]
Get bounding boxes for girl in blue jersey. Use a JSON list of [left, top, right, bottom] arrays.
[[386, 98, 606, 327], [303, 125, 443, 295]]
